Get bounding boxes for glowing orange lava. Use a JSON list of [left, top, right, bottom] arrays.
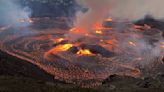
[[105, 18, 113, 22], [95, 30, 103, 34], [55, 44, 73, 51], [44, 44, 73, 59], [54, 38, 64, 43], [47, 44, 73, 54], [77, 49, 94, 56], [94, 22, 103, 34], [161, 42, 164, 49]]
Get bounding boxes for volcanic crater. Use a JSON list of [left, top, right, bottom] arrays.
[[0, 18, 164, 87]]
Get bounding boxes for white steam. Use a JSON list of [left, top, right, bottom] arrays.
[[75, 0, 164, 31], [0, 0, 31, 26], [75, 0, 112, 32], [109, 0, 164, 21]]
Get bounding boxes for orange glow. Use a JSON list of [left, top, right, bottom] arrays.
[[28, 19, 33, 23], [133, 24, 151, 30], [94, 22, 103, 34], [85, 33, 89, 36], [100, 39, 104, 42], [55, 44, 73, 51], [161, 42, 164, 49], [129, 41, 136, 46], [134, 25, 142, 29], [69, 28, 81, 33], [77, 49, 94, 56], [44, 44, 73, 59], [95, 30, 103, 34], [161, 45, 164, 49], [48, 44, 73, 54], [94, 22, 102, 29], [105, 18, 113, 22], [19, 18, 33, 23], [54, 38, 64, 43], [69, 27, 88, 35], [100, 39, 118, 52], [103, 39, 117, 44]]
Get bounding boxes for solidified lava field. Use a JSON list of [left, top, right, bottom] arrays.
[[0, 19, 164, 87]]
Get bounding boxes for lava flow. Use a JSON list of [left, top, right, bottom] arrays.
[[0, 18, 164, 87], [77, 49, 94, 56]]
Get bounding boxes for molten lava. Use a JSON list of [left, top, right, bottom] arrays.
[[55, 44, 73, 52], [54, 38, 64, 43], [76, 49, 94, 56], [95, 30, 103, 34], [94, 22, 103, 34], [47, 44, 73, 54]]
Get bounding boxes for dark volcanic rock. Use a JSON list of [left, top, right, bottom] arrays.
[[102, 75, 141, 85], [0, 50, 57, 82], [136, 16, 164, 30], [102, 74, 164, 89], [80, 44, 115, 57], [67, 46, 79, 54], [136, 77, 154, 88], [135, 16, 164, 36]]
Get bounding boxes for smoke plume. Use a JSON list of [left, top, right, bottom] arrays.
[[109, 0, 164, 21], [74, 0, 112, 32], [0, 0, 31, 26], [75, 0, 164, 32]]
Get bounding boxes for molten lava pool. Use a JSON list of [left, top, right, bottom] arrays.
[[0, 19, 163, 87]]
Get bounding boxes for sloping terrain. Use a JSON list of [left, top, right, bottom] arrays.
[[0, 50, 56, 82]]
